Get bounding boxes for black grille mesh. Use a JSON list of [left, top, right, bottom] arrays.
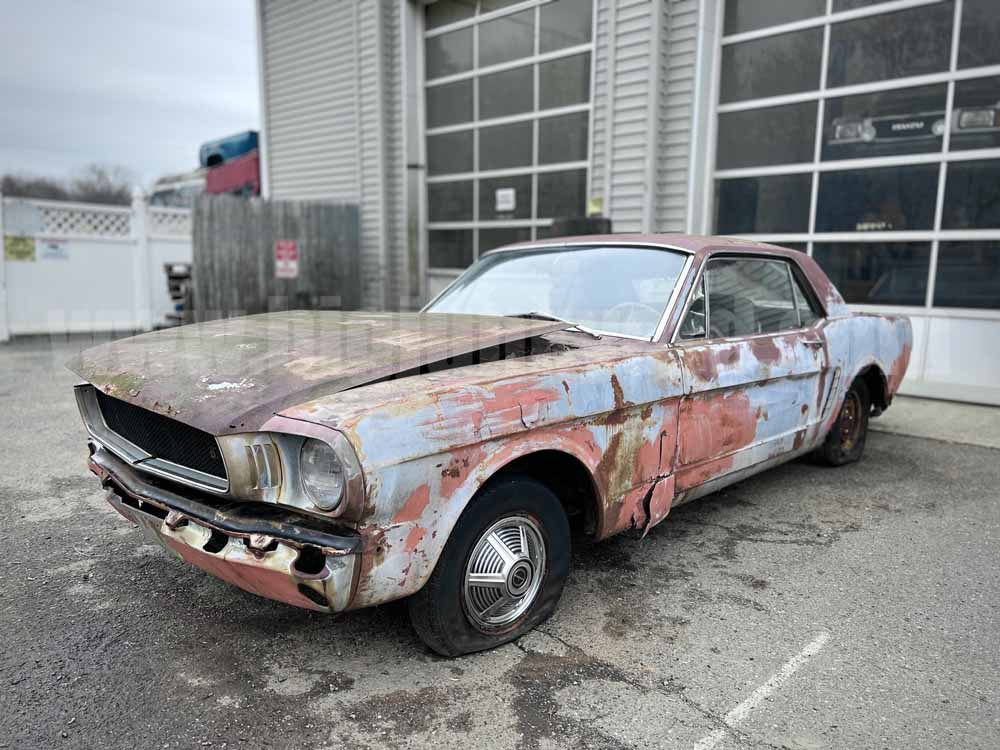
[[95, 391, 226, 479]]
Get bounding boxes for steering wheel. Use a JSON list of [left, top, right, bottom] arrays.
[[604, 302, 661, 329]]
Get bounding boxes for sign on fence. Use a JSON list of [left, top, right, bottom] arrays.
[[274, 239, 299, 279]]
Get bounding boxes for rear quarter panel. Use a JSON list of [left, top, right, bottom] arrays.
[[820, 312, 913, 433]]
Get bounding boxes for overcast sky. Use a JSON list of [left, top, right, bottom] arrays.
[[0, 0, 259, 188]]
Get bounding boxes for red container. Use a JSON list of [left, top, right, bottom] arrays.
[[205, 150, 260, 196]]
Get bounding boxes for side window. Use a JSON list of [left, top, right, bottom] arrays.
[[678, 275, 707, 339], [705, 258, 798, 337], [791, 274, 821, 326]]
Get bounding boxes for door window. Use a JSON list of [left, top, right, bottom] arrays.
[[680, 258, 810, 339]]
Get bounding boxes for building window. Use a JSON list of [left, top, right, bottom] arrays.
[[713, 0, 1000, 312], [424, 0, 594, 272]]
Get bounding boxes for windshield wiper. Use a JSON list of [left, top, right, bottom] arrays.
[[507, 311, 602, 340]]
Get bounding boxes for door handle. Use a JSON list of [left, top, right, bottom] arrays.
[[801, 338, 824, 348]]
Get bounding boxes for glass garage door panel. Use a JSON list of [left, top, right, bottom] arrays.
[[424, 1, 594, 273], [717, 102, 817, 169], [935, 242, 1000, 309], [813, 243, 931, 306], [827, 3, 954, 88], [720, 28, 823, 104], [816, 165, 939, 233], [715, 174, 812, 234], [723, 0, 824, 35], [821, 84, 947, 162]]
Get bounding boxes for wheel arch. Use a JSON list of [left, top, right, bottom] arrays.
[[482, 449, 603, 540]]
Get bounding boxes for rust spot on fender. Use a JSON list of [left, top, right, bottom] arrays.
[[394, 484, 430, 524]]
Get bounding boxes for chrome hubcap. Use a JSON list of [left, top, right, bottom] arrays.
[[462, 515, 546, 632]]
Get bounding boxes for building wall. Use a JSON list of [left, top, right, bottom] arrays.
[[259, 0, 705, 307], [257, 0, 410, 311]]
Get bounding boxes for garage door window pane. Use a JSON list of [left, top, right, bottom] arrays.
[[813, 243, 930, 306], [935, 242, 1000, 308], [426, 27, 473, 79], [480, 65, 534, 119], [539, 53, 591, 109], [480, 121, 533, 171], [539, 111, 589, 164], [827, 3, 954, 88], [539, 0, 593, 53], [816, 164, 938, 232], [426, 80, 473, 128], [720, 28, 823, 104], [429, 181, 474, 222], [479, 9, 534, 68], [538, 169, 587, 217], [942, 160, 1000, 229], [724, 0, 824, 35], [951, 77, 1000, 151], [822, 84, 947, 161], [833, 0, 891, 9], [430, 230, 474, 269], [717, 102, 817, 169], [428, 131, 473, 175], [715, 174, 812, 234], [959, 0, 1000, 69], [480, 227, 532, 252], [480, 174, 532, 220], [426, 0, 475, 30]]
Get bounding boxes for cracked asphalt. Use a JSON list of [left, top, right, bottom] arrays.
[[2, 336, 998, 749]]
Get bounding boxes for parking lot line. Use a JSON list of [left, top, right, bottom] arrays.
[[692, 631, 831, 750]]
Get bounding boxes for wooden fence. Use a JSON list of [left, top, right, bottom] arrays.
[[191, 195, 361, 320]]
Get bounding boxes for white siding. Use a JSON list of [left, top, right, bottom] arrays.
[[260, 2, 360, 200], [655, 0, 699, 232], [258, 0, 408, 310], [590, 0, 699, 233]]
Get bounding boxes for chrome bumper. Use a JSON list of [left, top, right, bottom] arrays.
[[89, 446, 361, 613]]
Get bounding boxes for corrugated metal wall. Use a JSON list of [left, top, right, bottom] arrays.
[[258, 0, 407, 311]]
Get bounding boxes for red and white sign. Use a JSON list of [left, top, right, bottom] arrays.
[[274, 240, 299, 279]]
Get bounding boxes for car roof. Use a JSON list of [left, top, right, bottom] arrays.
[[487, 233, 802, 259]]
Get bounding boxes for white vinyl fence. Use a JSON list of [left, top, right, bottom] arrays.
[[0, 191, 191, 340]]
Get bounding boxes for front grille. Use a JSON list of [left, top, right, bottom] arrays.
[[95, 390, 227, 479]]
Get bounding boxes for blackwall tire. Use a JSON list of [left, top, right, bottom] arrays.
[[407, 476, 570, 657], [816, 378, 871, 466]]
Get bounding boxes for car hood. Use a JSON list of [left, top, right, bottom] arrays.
[[67, 310, 565, 435]]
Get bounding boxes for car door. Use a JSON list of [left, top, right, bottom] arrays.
[[671, 254, 828, 498]]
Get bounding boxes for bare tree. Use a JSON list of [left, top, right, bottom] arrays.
[[70, 164, 134, 205], [1, 173, 70, 201], [1, 164, 135, 205]]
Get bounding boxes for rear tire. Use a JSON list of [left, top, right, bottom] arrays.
[[816, 377, 870, 466], [408, 476, 570, 657]]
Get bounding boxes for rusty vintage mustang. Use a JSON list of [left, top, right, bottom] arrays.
[[71, 235, 912, 655]]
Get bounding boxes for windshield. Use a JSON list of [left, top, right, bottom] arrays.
[[426, 245, 688, 339]]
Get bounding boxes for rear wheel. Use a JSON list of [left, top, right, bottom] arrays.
[[816, 378, 870, 466], [408, 476, 570, 656]]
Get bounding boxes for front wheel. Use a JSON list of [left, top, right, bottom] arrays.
[[815, 377, 870, 466], [408, 476, 570, 656]]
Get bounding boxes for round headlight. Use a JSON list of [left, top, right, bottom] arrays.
[[299, 438, 345, 511]]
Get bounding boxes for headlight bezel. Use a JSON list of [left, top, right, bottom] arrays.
[[217, 427, 364, 519]]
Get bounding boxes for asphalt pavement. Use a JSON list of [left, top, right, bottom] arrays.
[[2, 336, 997, 749]]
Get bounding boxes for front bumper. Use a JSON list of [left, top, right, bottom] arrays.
[[89, 446, 361, 613]]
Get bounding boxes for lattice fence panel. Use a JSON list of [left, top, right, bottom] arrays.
[[39, 203, 132, 238], [148, 208, 192, 238]]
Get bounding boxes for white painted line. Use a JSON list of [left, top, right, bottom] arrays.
[[692, 631, 830, 750]]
